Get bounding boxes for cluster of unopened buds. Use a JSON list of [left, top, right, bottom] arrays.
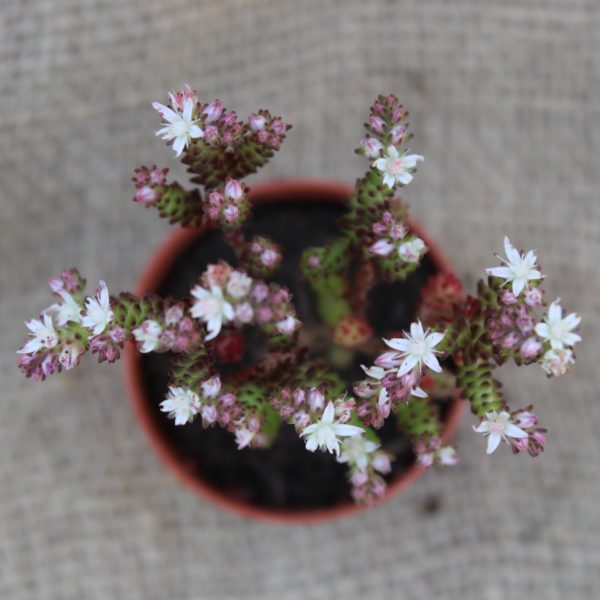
[[18, 87, 583, 506], [369, 210, 426, 264]]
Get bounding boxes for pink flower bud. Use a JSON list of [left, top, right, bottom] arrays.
[[372, 453, 392, 474], [248, 416, 261, 433], [202, 99, 224, 123], [165, 305, 184, 325], [134, 186, 157, 204], [223, 205, 240, 223], [48, 278, 64, 293], [248, 113, 266, 131], [372, 222, 386, 235], [109, 326, 127, 343], [149, 167, 168, 186], [511, 437, 530, 453], [360, 137, 383, 159], [260, 249, 279, 267], [524, 287, 543, 307], [307, 255, 321, 268], [308, 388, 325, 412], [351, 470, 369, 487], [221, 112, 237, 127], [375, 351, 400, 369], [390, 124, 406, 145], [203, 125, 219, 142], [515, 410, 537, 428], [201, 404, 218, 426], [224, 178, 243, 201], [251, 283, 269, 303], [294, 411, 310, 429], [219, 392, 236, 408], [256, 306, 273, 323], [369, 115, 385, 133], [235, 428, 255, 449], [201, 376, 221, 399], [235, 302, 254, 324], [391, 107, 405, 122], [293, 388, 306, 406], [257, 130, 269, 143], [370, 239, 394, 256], [520, 337, 542, 359], [270, 119, 286, 135], [501, 290, 518, 305]]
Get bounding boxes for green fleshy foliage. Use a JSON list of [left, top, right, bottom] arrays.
[[301, 238, 352, 326], [154, 183, 205, 227], [112, 292, 164, 332], [236, 382, 281, 440], [169, 346, 213, 390], [183, 140, 278, 190], [396, 397, 443, 440], [455, 359, 506, 418], [339, 168, 394, 244]]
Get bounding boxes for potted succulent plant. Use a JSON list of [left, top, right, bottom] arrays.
[[17, 88, 581, 523]]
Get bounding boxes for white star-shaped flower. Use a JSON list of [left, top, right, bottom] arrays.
[[17, 314, 59, 354], [384, 321, 445, 377], [301, 402, 364, 457], [473, 410, 528, 454], [338, 435, 380, 471], [160, 386, 201, 426], [46, 290, 82, 326], [190, 285, 234, 341], [535, 300, 581, 350], [373, 145, 424, 189], [82, 281, 114, 336], [486, 237, 543, 297], [540, 348, 575, 377], [132, 319, 162, 353], [153, 97, 204, 157]]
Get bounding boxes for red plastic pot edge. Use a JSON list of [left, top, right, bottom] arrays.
[[124, 179, 466, 525]]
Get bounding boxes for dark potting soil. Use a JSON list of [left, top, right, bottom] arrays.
[[139, 199, 449, 511]]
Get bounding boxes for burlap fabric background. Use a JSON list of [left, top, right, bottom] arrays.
[[2, 1, 599, 598]]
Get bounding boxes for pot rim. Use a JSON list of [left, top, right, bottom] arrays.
[[124, 178, 465, 525]]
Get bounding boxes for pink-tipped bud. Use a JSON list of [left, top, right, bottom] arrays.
[[149, 167, 168, 186], [375, 351, 400, 369], [390, 124, 406, 145], [201, 404, 218, 426], [58, 341, 85, 370], [515, 410, 537, 428], [48, 278, 64, 294], [248, 113, 266, 131], [369, 115, 385, 133], [391, 106, 405, 122], [270, 119, 286, 135], [134, 186, 157, 204], [520, 337, 542, 359], [360, 137, 383, 159], [524, 287, 543, 307], [372, 453, 392, 474], [260, 249, 279, 267], [501, 290, 518, 305], [202, 100, 224, 123], [293, 388, 306, 406], [224, 178, 243, 202], [308, 388, 325, 412], [370, 239, 394, 256]]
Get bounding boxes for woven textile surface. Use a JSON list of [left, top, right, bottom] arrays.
[[2, 1, 599, 598]]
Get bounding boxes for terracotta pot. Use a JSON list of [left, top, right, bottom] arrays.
[[124, 179, 465, 524]]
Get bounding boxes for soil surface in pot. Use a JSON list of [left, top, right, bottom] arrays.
[[140, 200, 451, 510]]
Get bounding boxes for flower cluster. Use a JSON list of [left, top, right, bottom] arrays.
[[18, 271, 114, 379], [203, 178, 251, 228], [369, 210, 427, 265], [473, 407, 546, 456], [485, 237, 581, 377], [190, 262, 300, 342], [354, 321, 444, 428], [241, 235, 283, 278], [133, 165, 169, 204], [357, 94, 423, 191], [132, 301, 202, 354]]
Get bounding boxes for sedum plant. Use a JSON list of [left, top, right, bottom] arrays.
[[18, 88, 582, 505]]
